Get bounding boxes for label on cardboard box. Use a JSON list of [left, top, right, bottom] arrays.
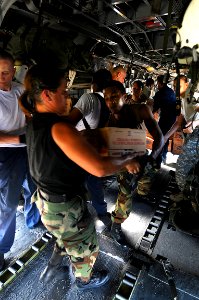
[[172, 137, 184, 154], [98, 127, 146, 156], [173, 130, 184, 140], [172, 144, 183, 155]]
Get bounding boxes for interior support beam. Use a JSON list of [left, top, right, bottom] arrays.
[[0, 0, 17, 25]]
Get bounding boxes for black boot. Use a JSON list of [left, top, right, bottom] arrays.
[[0, 253, 5, 271], [40, 244, 75, 284], [173, 202, 199, 236], [97, 212, 112, 228], [110, 223, 129, 247], [76, 270, 109, 290]]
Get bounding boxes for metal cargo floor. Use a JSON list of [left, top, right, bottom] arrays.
[[1, 160, 199, 300]]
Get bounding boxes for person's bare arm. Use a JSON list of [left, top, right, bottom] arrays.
[[164, 114, 184, 141], [52, 122, 144, 177], [183, 119, 199, 133], [67, 107, 83, 126], [146, 98, 154, 110], [0, 132, 21, 144], [141, 104, 164, 159]]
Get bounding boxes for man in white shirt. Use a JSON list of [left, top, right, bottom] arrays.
[[68, 69, 112, 226], [111, 66, 127, 84], [0, 49, 40, 271]]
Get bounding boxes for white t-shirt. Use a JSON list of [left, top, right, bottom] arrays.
[[0, 81, 26, 147], [143, 86, 151, 98], [75, 92, 103, 131], [181, 93, 199, 122]]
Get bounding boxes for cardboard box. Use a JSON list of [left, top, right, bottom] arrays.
[[146, 136, 153, 150], [98, 127, 146, 156], [171, 130, 184, 155], [172, 138, 184, 154], [172, 143, 183, 155], [146, 136, 172, 152], [168, 140, 172, 152], [173, 130, 184, 140]]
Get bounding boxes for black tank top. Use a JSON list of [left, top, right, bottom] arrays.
[[26, 113, 86, 195], [108, 104, 144, 129]]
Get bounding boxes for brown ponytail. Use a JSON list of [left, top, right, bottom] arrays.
[[18, 91, 35, 118], [19, 64, 67, 118]]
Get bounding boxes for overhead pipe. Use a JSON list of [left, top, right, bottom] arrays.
[[62, 0, 160, 67], [57, 0, 134, 57], [24, 0, 39, 13], [102, 0, 154, 51], [23, 0, 151, 64], [0, 0, 18, 25]]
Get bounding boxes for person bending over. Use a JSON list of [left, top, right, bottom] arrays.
[[19, 65, 143, 290], [68, 69, 112, 227]]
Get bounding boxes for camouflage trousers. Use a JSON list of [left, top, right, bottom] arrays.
[[176, 127, 199, 191], [136, 164, 158, 196], [112, 167, 158, 224], [32, 189, 99, 281], [111, 172, 134, 224]]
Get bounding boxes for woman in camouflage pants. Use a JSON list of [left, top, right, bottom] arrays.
[[19, 65, 142, 290]]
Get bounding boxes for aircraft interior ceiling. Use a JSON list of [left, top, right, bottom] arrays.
[[0, 0, 193, 86]]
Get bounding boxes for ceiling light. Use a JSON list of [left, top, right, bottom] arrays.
[[146, 66, 155, 72]]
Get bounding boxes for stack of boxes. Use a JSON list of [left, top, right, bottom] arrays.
[[171, 130, 184, 154], [146, 130, 184, 155]]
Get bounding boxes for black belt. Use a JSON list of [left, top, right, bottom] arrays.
[[39, 189, 78, 203]]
